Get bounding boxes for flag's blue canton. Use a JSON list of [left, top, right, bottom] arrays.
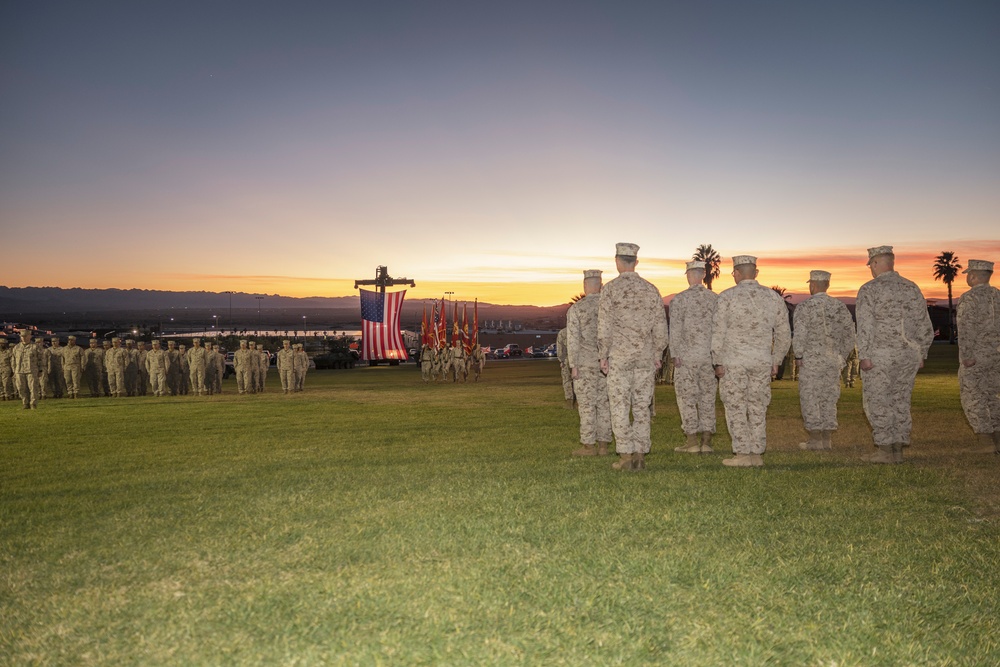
[[360, 291, 385, 323]]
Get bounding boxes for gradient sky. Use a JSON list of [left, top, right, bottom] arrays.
[[2, 1, 997, 305]]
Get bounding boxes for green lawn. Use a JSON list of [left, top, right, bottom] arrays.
[[2, 347, 997, 666]]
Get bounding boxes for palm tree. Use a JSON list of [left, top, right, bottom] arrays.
[[569, 293, 585, 304], [692, 244, 721, 291], [770, 285, 792, 301], [933, 251, 961, 343]]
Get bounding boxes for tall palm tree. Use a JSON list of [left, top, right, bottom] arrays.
[[933, 251, 961, 343], [692, 244, 721, 291], [770, 285, 792, 301]]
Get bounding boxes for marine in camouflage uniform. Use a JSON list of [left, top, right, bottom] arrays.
[[178, 344, 190, 395], [956, 259, 1000, 453], [146, 340, 168, 396], [83, 338, 105, 397], [841, 346, 860, 388], [204, 344, 219, 395], [101, 340, 112, 396], [556, 327, 575, 408], [567, 269, 612, 457], [212, 344, 225, 393], [35, 339, 50, 399], [598, 243, 669, 471], [711, 255, 792, 467], [165, 340, 181, 396], [0, 338, 14, 401], [293, 343, 308, 391], [792, 270, 856, 451], [12, 330, 42, 409], [135, 341, 149, 396], [670, 261, 719, 454], [187, 337, 208, 396], [244, 342, 258, 393], [469, 343, 485, 382], [105, 338, 127, 397], [450, 342, 467, 383], [47, 337, 67, 398], [257, 346, 269, 393], [234, 340, 253, 394], [419, 343, 434, 383], [277, 340, 295, 393], [123, 339, 139, 396], [434, 346, 449, 382], [856, 246, 934, 464], [62, 336, 84, 398]]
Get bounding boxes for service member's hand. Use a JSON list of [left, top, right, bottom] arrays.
[[654, 359, 662, 370], [962, 358, 977, 368], [771, 364, 779, 378], [714, 365, 725, 378], [600, 358, 609, 375], [571, 367, 579, 380], [860, 359, 874, 371], [673, 357, 682, 368]]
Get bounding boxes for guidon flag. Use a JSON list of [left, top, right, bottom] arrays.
[[360, 288, 408, 361]]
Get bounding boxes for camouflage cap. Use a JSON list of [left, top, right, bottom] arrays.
[[866, 245, 893, 265], [963, 259, 994, 273], [615, 242, 639, 257], [239, 339, 248, 344], [685, 260, 706, 272], [67, 335, 76, 340], [192, 337, 201, 343], [89, 338, 98, 344], [583, 269, 602, 280], [50, 336, 59, 342], [152, 339, 161, 346], [732, 255, 757, 267], [282, 339, 291, 344], [808, 270, 832, 282], [20, 329, 31, 337]]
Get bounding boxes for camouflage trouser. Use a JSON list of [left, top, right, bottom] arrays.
[[798, 358, 842, 431], [204, 368, 217, 395], [560, 363, 574, 401], [842, 357, 860, 387], [248, 367, 259, 393], [421, 361, 432, 382], [48, 368, 66, 398], [137, 369, 149, 396], [167, 369, 181, 396], [38, 371, 49, 398], [959, 355, 1000, 434], [125, 365, 138, 396], [63, 366, 82, 396], [1, 369, 15, 399], [149, 370, 166, 396], [16, 373, 39, 408], [673, 362, 717, 434], [861, 352, 920, 446], [574, 367, 612, 445], [237, 368, 251, 394], [189, 367, 206, 395], [451, 359, 467, 383], [107, 367, 125, 397], [606, 365, 655, 454], [294, 370, 305, 391], [719, 364, 771, 455], [279, 368, 293, 392], [86, 366, 104, 397], [259, 367, 267, 392]]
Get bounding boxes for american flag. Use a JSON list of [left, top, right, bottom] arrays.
[[360, 289, 409, 361]]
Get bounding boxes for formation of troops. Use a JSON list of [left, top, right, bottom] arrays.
[[0, 335, 311, 407], [564, 243, 999, 470], [418, 300, 487, 383]]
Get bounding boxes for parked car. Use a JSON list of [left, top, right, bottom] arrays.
[[496, 343, 522, 358]]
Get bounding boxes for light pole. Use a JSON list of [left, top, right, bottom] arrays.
[[255, 296, 264, 333], [212, 314, 218, 335], [302, 315, 307, 337], [224, 291, 235, 330]]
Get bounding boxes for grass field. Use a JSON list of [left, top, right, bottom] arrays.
[[2, 346, 998, 666]]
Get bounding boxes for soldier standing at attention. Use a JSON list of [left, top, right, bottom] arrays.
[[277, 340, 294, 393], [257, 345, 269, 393], [135, 340, 149, 396], [956, 259, 1000, 453], [857, 246, 934, 464], [187, 337, 208, 396], [556, 327, 575, 409], [101, 339, 112, 396], [711, 255, 791, 468], [13, 330, 42, 409], [105, 337, 127, 398], [47, 337, 67, 398], [234, 340, 252, 394], [293, 343, 308, 391], [0, 338, 14, 401], [842, 346, 860, 388], [245, 342, 259, 393], [670, 260, 720, 454], [178, 344, 190, 395], [567, 269, 612, 457], [83, 338, 105, 397], [61, 336, 84, 399], [598, 243, 669, 472], [165, 340, 181, 395], [123, 339, 139, 396], [204, 343, 218, 396], [212, 344, 225, 393], [146, 339, 168, 396], [793, 270, 856, 451], [35, 338, 50, 399]]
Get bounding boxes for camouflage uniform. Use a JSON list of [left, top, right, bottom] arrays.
[[187, 339, 207, 395], [165, 341, 181, 395], [669, 280, 719, 438], [556, 328, 574, 405], [711, 259, 792, 460], [135, 341, 149, 396], [257, 347, 269, 392], [234, 341, 253, 394], [213, 345, 225, 393], [178, 345, 190, 395], [105, 339, 127, 397], [856, 251, 934, 451], [47, 338, 67, 398], [598, 245, 669, 462], [793, 277, 856, 444], [956, 262, 1000, 442], [123, 340, 139, 396], [204, 345, 219, 395], [419, 344, 434, 382], [293, 344, 308, 391], [36, 340, 50, 399], [146, 341, 168, 396], [0, 340, 14, 400], [83, 339, 105, 397], [450, 343, 467, 383], [101, 340, 112, 396], [246, 342, 259, 394], [277, 341, 294, 392], [469, 344, 485, 382], [12, 333, 41, 409], [567, 287, 612, 450], [842, 346, 860, 387], [434, 346, 449, 382]]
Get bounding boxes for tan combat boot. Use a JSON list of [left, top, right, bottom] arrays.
[[572, 444, 598, 457], [821, 430, 833, 450], [674, 433, 701, 453], [892, 443, 904, 463], [611, 453, 635, 471], [798, 430, 824, 451], [699, 431, 714, 453], [749, 453, 764, 467], [867, 445, 895, 464], [564, 399, 575, 410], [722, 454, 755, 467], [597, 442, 610, 456], [633, 452, 646, 471]]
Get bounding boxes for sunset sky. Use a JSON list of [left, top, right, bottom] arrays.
[[2, 1, 997, 306]]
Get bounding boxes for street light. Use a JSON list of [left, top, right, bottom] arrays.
[[255, 296, 264, 333], [302, 315, 307, 337]]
